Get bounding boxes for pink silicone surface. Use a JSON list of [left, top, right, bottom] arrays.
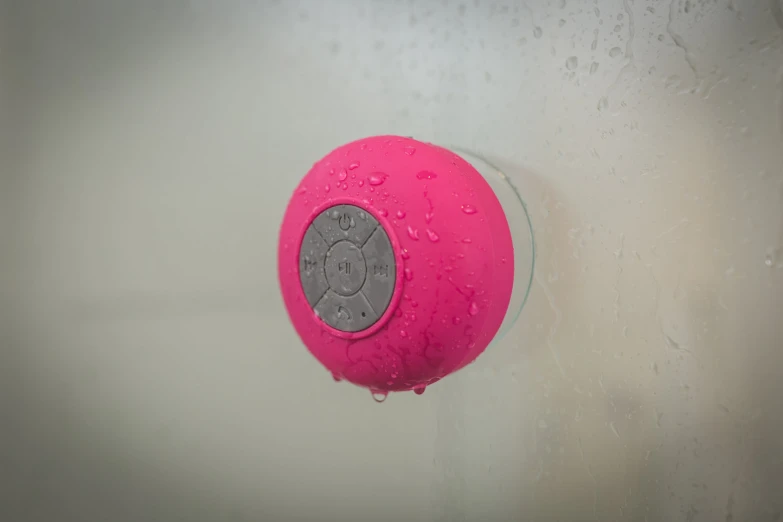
[[278, 136, 514, 393]]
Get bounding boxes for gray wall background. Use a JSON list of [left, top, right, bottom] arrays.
[[1, 1, 782, 521]]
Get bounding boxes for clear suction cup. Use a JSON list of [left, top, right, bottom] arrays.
[[451, 148, 535, 342]]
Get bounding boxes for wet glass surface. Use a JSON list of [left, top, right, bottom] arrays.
[[1, 1, 782, 520]]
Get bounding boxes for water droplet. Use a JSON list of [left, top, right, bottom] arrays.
[[401, 248, 410, 260], [597, 96, 609, 111], [394, 308, 403, 318], [331, 372, 342, 382], [416, 170, 437, 180], [397, 210, 406, 219], [338, 169, 347, 181], [371, 390, 388, 403], [409, 313, 417, 321], [468, 301, 479, 316], [411, 300, 418, 308], [589, 62, 599, 75], [558, 18, 566, 27], [378, 208, 388, 217], [413, 384, 426, 395], [425, 212, 434, 223], [565, 56, 578, 70], [426, 229, 440, 242], [452, 316, 461, 325], [609, 47, 622, 58], [358, 180, 364, 187], [368, 173, 386, 186], [533, 26, 543, 38], [461, 204, 478, 214], [404, 146, 416, 156], [407, 226, 420, 240], [324, 184, 331, 193], [348, 162, 360, 170], [400, 330, 408, 338], [297, 187, 307, 195], [404, 268, 413, 281], [341, 183, 348, 190]]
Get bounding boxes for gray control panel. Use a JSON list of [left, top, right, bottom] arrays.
[[299, 204, 396, 332]]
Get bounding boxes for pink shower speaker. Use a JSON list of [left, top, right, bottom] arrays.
[[278, 136, 515, 396]]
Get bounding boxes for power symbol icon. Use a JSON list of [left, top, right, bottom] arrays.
[[338, 213, 351, 231]]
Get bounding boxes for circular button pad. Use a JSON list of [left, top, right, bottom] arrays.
[[299, 204, 396, 333]]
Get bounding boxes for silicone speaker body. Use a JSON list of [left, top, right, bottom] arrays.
[[278, 136, 515, 394]]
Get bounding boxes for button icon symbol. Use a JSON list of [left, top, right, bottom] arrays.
[[303, 258, 317, 273], [373, 264, 389, 277], [338, 261, 352, 274], [338, 213, 351, 231], [337, 306, 352, 321]]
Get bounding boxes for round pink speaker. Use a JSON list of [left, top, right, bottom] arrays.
[[278, 136, 534, 400]]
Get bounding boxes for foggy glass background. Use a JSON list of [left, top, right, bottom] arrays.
[[1, 1, 782, 520]]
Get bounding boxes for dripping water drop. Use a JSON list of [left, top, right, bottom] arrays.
[[371, 390, 388, 403]]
